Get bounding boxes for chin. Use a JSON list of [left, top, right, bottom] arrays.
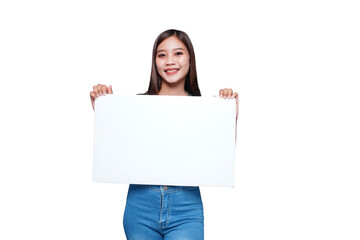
[[163, 78, 182, 85]]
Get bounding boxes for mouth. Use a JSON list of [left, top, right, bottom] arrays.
[[165, 68, 180, 75]]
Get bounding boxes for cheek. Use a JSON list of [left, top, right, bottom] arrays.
[[182, 58, 190, 71], [179, 56, 190, 67], [155, 61, 162, 73]]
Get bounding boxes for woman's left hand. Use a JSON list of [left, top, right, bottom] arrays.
[[219, 88, 239, 119]]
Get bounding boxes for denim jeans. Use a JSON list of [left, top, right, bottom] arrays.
[[123, 184, 204, 240]]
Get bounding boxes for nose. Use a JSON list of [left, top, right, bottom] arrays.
[[165, 55, 175, 66]]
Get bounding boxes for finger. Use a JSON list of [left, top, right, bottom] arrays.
[[232, 92, 238, 100], [90, 91, 96, 110], [223, 88, 229, 98], [228, 88, 233, 98], [219, 89, 224, 98], [107, 85, 113, 94], [93, 85, 99, 97], [97, 84, 102, 96], [101, 85, 107, 96], [90, 91, 97, 99]]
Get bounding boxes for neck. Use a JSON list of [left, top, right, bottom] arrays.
[[158, 79, 188, 96]]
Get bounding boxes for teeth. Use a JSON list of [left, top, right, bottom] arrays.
[[166, 69, 178, 72]]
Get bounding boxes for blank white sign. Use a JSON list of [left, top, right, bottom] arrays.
[[93, 95, 236, 187]]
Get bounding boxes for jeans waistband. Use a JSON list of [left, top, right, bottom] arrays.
[[129, 184, 199, 194]]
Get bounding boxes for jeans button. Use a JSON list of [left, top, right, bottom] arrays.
[[163, 186, 168, 191]]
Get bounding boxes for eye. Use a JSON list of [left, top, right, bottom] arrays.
[[157, 53, 166, 58], [175, 52, 183, 56]]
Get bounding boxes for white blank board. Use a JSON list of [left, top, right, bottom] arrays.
[[93, 95, 236, 187]]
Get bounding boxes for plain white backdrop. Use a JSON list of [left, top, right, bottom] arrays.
[[0, 0, 359, 239]]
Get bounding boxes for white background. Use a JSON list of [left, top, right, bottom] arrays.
[[0, 0, 359, 239]]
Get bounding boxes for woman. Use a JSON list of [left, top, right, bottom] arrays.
[[90, 29, 238, 240]]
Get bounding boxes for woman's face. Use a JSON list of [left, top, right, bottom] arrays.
[[155, 36, 190, 85]]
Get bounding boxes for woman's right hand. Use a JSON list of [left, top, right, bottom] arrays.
[[90, 84, 113, 110]]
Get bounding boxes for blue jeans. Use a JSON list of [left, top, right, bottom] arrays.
[[123, 184, 204, 240]]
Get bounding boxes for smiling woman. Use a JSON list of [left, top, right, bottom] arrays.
[[155, 36, 190, 94], [148, 29, 201, 96], [89, 29, 239, 240]]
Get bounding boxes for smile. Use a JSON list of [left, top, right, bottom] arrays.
[[165, 68, 180, 75]]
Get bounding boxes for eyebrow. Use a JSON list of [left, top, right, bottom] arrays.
[[157, 48, 185, 53]]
